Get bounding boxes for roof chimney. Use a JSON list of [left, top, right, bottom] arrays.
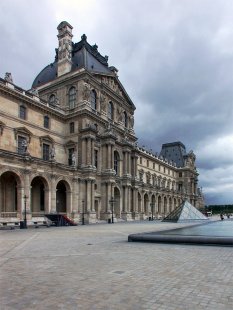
[[57, 21, 73, 77]]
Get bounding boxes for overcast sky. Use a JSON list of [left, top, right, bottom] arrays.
[[1, 0, 233, 205]]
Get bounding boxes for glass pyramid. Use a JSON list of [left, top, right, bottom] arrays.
[[163, 200, 208, 222]]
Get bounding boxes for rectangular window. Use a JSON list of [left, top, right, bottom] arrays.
[[43, 143, 50, 161], [44, 116, 50, 129], [70, 122, 75, 133], [19, 105, 26, 120], [18, 136, 26, 154], [153, 163, 155, 169], [147, 160, 149, 167], [140, 157, 142, 164], [94, 150, 98, 169], [68, 148, 74, 166]]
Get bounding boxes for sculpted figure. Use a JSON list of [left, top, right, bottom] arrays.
[[4, 72, 13, 83], [129, 115, 134, 128], [21, 139, 28, 153], [72, 152, 76, 166], [82, 82, 90, 101], [50, 146, 56, 160], [100, 93, 107, 112]]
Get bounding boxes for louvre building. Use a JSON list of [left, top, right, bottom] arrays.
[[0, 22, 204, 225]]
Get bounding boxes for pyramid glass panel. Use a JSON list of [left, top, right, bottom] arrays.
[[163, 200, 208, 222]]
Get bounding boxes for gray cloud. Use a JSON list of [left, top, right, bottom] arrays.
[[1, 0, 233, 204]]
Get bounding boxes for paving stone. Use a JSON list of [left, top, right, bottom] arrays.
[[0, 221, 233, 310]]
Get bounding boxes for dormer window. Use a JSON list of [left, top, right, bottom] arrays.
[[68, 87, 76, 109], [90, 89, 97, 110]]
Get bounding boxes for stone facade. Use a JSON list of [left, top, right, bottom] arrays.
[[0, 22, 204, 224]]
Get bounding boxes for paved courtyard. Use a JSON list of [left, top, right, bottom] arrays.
[[0, 220, 233, 310]]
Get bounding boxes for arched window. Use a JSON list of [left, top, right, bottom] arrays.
[[108, 101, 114, 120], [68, 87, 76, 109], [49, 94, 55, 106], [114, 151, 120, 175], [90, 89, 97, 110], [123, 111, 128, 127]]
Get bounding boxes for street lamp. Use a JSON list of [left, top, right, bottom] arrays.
[[23, 194, 28, 229], [109, 197, 115, 223], [82, 200, 85, 225]]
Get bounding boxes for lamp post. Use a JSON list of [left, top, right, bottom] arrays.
[[23, 194, 28, 229], [82, 200, 85, 225], [109, 197, 115, 223]]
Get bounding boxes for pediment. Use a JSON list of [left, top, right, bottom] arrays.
[[39, 135, 55, 146], [14, 127, 33, 142]]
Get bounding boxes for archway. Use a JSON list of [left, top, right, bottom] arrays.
[[114, 187, 121, 218], [0, 171, 21, 215], [56, 180, 69, 213], [31, 176, 49, 215]]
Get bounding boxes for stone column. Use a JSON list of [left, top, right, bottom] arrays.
[[50, 175, 57, 213], [81, 138, 86, 166], [86, 180, 91, 212], [108, 145, 112, 169], [72, 177, 79, 213], [87, 138, 91, 166], [91, 180, 95, 211]]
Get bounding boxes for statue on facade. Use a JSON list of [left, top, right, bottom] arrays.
[[29, 88, 39, 96], [4, 72, 13, 83], [21, 139, 28, 154], [72, 152, 76, 166], [82, 82, 90, 101], [129, 115, 134, 129], [50, 146, 56, 160], [116, 105, 123, 122], [100, 92, 107, 112]]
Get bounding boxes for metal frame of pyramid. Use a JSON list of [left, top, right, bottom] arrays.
[[162, 200, 208, 222]]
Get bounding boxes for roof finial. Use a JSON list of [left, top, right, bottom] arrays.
[[81, 34, 87, 41]]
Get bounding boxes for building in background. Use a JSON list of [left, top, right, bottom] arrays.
[[0, 22, 204, 224]]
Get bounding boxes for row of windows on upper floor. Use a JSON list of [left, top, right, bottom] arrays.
[[138, 171, 182, 191], [48, 87, 130, 127], [139, 156, 177, 177], [19, 105, 76, 133]]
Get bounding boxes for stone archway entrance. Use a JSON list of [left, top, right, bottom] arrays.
[[114, 187, 121, 218], [31, 176, 49, 216], [56, 181, 68, 213], [0, 171, 21, 216]]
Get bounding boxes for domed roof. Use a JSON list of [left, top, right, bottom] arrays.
[[32, 34, 114, 88]]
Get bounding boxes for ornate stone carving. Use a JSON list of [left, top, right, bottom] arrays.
[[50, 146, 56, 160], [129, 115, 134, 129], [4, 72, 13, 83], [82, 82, 91, 101], [100, 92, 107, 112]]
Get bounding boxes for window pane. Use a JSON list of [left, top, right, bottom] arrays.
[[68, 148, 74, 165], [91, 90, 97, 110], [19, 106, 26, 119], [70, 122, 74, 133], [18, 136, 27, 154], [44, 116, 49, 128], [43, 144, 50, 161], [69, 87, 76, 109]]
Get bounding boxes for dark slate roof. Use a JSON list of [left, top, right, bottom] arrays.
[[160, 141, 186, 168], [32, 34, 113, 88]]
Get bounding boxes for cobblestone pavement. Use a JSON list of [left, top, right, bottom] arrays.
[[0, 220, 233, 310]]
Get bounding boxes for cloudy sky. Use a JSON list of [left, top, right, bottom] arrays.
[[1, 0, 233, 205]]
